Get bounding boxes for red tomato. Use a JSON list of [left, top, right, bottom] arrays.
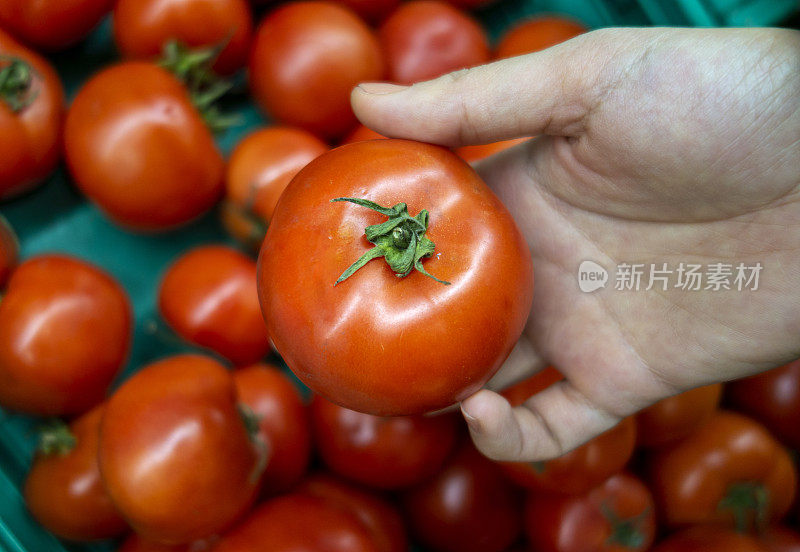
[[64, 62, 224, 230], [495, 16, 587, 59], [222, 127, 328, 250], [456, 138, 530, 163], [335, 0, 401, 23], [257, 139, 533, 415], [648, 410, 797, 530], [24, 405, 127, 541], [233, 363, 311, 495], [524, 473, 656, 552], [159, 245, 270, 365], [341, 124, 387, 145], [401, 442, 522, 552], [249, 2, 384, 139], [113, 0, 253, 75], [635, 383, 723, 448], [0, 29, 63, 199], [0, 255, 131, 415], [0, 216, 18, 288], [99, 355, 263, 544], [214, 493, 380, 552], [118, 535, 203, 552], [0, 0, 113, 51], [310, 394, 459, 489], [297, 473, 408, 552], [652, 526, 769, 552], [379, 1, 490, 85], [761, 526, 800, 552], [727, 359, 800, 450], [445, 0, 498, 8]]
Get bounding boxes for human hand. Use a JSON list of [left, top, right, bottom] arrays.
[[351, 27, 800, 461]]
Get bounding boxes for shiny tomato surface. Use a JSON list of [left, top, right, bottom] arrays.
[[635, 383, 722, 448], [0, 0, 113, 51], [495, 16, 587, 59]]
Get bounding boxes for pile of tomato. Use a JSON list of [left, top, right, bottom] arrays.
[[1, 0, 799, 551]]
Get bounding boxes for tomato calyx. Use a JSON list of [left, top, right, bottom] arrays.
[[331, 197, 451, 286], [718, 481, 770, 533], [601, 503, 649, 549], [37, 419, 77, 456], [237, 403, 269, 484], [0, 56, 37, 113]]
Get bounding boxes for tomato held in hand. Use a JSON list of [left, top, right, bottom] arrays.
[[636, 383, 722, 448], [113, 0, 253, 75], [0, 29, 63, 200], [495, 16, 587, 59], [0, 0, 113, 51], [379, 1, 490, 85], [159, 245, 270, 365], [258, 139, 533, 415], [0, 255, 131, 415], [24, 406, 127, 541], [65, 62, 224, 231], [0, 217, 18, 289], [651, 526, 770, 552], [310, 394, 459, 489], [233, 364, 311, 495], [99, 355, 264, 544], [648, 410, 797, 530], [401, 442, 522, 552], [524, 473, 656, 552], [249, 2, 384, 139]]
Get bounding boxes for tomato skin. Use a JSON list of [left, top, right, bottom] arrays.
[[0, 255, 132, 415], [524, 473, 656, 552], [334, 0, 401, 23], [635, 383, 723, 448], [99, 355, 262, 544], [249, 2, 384, 139], [495, 16, 587, 59], [444, 0, 498, 8], [379, 1, 490, 85], [310, 395, 459, 489], [761, 526, 800, 552], [0, 0, 113, 51], [117, 535, 200, 552], [341, 124, 387, 145], [233, 364, 311, 495], [651, 526, 769, 552], [648, 410, 797, 529], [159, 245, 270, 365], [0, 29, 63, 200], [258, 139, 534, 415], [401, 442, 523, 552], [113, 0, 253, 75], [64, 62, 224, 231], [0, 217, 18, 289], [726, 359, 800, 451], [456, 138, 530, 163]]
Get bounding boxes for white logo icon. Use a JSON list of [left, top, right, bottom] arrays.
[[578, 261, 608, 293]]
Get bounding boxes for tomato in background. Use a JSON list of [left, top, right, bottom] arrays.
[[249, 2, 384, 139], [651, 526, 770, 552], [113, 0, 253, 75], [258, 139, 533, 415], [524, 473, 656, 552], [310, 395, 459, 489], [0, 29, 63, 200], [401, 442, 522, 552], [0, 0, 113, 51], [341, 124, 387, 145], [99, 355, 264, 544], [495, 16, 587, 59], [456, 138, 530, 163], [159, 245, 270, 365], [635, 383, 722, 448], [233, 364, 311, 495], [335, 0, 401, 23], [0, 255, 131, 416], [0, 217, 18, 289], [445, 0, 499, 8], [117, 535, 201, 552], [726, 359, 800, 451], [379, 1, 490, 85], [64, 62, 224, 231], [648, 410, 797, 530]]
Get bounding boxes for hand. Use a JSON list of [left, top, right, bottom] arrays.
[[351, 27, 800, 461]]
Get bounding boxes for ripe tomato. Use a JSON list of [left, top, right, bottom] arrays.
[[258, 139, 533, 415], [379, 1, 490, 85], [0, 29, 63, 200], [159, 245, 270, 365], [249, 2, 384, 139], [118, 534, 203, 552], [24, 405, 127, 541], [335, 0, 401, 23], [222, 127, 328, 250], [310, 394, 459, 489], [64, 62, 224, 231], [341, 124, 387, 145], [214, 493, 380, 552], [0, 255, 131, 415], [495, 16, 587, 59], [445, 0, 498, 8], [0, 216, 18, 289], [233, 363, 311, 495], [99, 355, 263, 544], [113, 0, 253, 75], [651, 527, 770, 552], [726, 359, 800, 450], [297, 473, 408, 552], [635, 383, 722, 448], [761, 526, 800, 552], [401, 442, 522, 552], [456, 138, 530, 163], [0, 0, 113, 51], [648, 410, 797, 530], [524, 473, 656, 552]]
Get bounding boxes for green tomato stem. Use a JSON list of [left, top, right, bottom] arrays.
[[38, 419, 77, 456], [0, 56, 37, 113]]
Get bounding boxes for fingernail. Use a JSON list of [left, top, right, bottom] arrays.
[[461, 404, 481, 433], [357, 82, 408, 95]]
